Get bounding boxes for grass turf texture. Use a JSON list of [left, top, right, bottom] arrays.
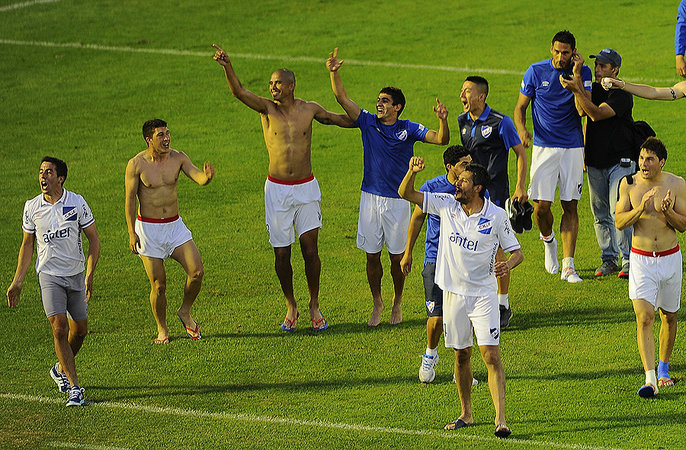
[[1, 0, 686, 448]]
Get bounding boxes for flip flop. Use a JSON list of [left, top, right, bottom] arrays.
[[444, 418, 472, 430], [658, 377, 674, 387], [178, 315, 202, 340], [638, 383, 657, 398], [153, 337, 170, 344], [495, 424, 511, 438], [281, 312, 299, 332], [311, 315, 329, 331]]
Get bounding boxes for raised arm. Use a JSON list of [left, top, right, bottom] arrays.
[[7, 231, 35, 308], [124, 158, 141, 254], [661, 178, 686, 232], [560, 73, 616, 122], [326, 48, 361, 121], [423, 99, 450, 145], [398, 156, 426, 206], [82, 223, 100, 301], [213, 44, 273, 114], [400, 205, 427, 276], [311, 102, 355, 128], [513, 93, 532, 148], [606, 78, 686, 101], [180, 152, 215, 186]]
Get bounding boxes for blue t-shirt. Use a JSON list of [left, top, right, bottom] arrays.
[[419, 175, 489, 264], [355, 109, 428, 198], [676, 0, 686, 55], [520, 59, 592, 148]]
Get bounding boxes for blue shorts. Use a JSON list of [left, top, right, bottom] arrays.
[[422, 262, 443, 317]]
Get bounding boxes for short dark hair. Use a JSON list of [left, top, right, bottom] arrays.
[[379, 86, 406, 116], [464, 163, 490, 199], [41, 156, 68, 185], [641, 136, 667, 162], [275, 68, 296, 84], [143, 119, 167, 141], [465, 76, 489, 96], [552, 30, 576, 49], [443, 145, 471, 169]]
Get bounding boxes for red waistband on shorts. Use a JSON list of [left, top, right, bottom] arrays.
[[631, 245, 680, 257], [137, 215, 179, 223], [267, 174, 314, 185]]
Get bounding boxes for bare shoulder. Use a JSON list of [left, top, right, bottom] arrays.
[[297, 98, 323, 113], [126, 150, 147, 171], [667, 172, 686, 188]]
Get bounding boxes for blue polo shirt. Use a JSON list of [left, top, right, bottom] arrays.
[[457, 105, 521, 206], [520, 59, 592, 148], [355, 109, 428, 198], [676, 0, 686, 55]]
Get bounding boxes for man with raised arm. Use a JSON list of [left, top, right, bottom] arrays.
[[514, 30, 592, 283], [125, 119, 214, 343], [8, 156, 100, 407], [327, 47, 449, 327], [213, 44, 354, 332], [603, 75, 686, 101], [398, 157, 522, 438], [615, 137, 686, 398]]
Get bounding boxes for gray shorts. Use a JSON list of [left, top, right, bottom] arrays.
[[422, 262, 443, 317], [38, 272, 88, 321]]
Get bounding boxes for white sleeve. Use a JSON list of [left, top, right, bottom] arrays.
[[21, 200, 35, 234], [78, 195, 95, 228], [497, 212, 520, 253]]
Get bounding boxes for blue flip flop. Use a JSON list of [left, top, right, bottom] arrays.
[[281, 312, 299, 332], [638, 384, 657, 398], [178, 315, 202, 340]]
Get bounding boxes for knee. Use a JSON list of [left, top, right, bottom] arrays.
[[189, 267, 204, 284], [73, 322, 88, 338], [455, 349, 471, 365], [151, 279, 166, 296], [636, 312, 654, 329], [51, 320, 69, 341], [481, 349, 501, 367]]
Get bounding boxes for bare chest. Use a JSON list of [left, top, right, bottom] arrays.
[[139, 160, 180, 189]]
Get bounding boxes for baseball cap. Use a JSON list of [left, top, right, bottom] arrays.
[[590, 48, 621, 67]]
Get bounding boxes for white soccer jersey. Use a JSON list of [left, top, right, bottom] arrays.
[[423, 192, 520, 296], [22, 189, 95, 277]]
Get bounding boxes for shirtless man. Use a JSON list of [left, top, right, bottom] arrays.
[[615, 137, 686, 398], [212, 44, 353, 332], [125, 119, 214, 344]]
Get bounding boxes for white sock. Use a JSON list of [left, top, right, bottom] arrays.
[[540, 231, 555, 243], [426, 347, 438, 357], [645, 369, 657, 387], [498, 294, 509, 308], [562, 257, 574, 270]]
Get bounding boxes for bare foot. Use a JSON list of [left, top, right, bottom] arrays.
[[368, 302, 384, 326], [389, 303, 402, 325]]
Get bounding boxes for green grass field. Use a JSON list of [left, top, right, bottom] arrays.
[[2, 0, 686, 448]]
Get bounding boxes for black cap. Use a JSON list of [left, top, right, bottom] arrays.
[[590, 48, 621, 67]]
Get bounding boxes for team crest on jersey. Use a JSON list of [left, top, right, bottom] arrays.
[[542, 81, 550, 87], [477, 217, 492, 234], [426, 300, 435, 313], [63, 206, 77, 221], [461, 127, 467, 135], [396, 129, 408, 141], [490, 327, 500, 340], [481, 125, 492, 139]]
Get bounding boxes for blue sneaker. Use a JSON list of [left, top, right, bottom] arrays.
[[66, 386, 85, 406], [50, 363, 70, 393]]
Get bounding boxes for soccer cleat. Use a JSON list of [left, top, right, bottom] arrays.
[[541, 235, 559, 274], [595, 261, 619, 277], [50, 363, 70, 393], [66, 386, 85, 407], [505, 198, 524, 234], [499, 305, 513, 329], [521, 201, 534, 231], [561, 267, 583, 283], [618, 261, 630, 279], [419, 354, 439, 383]]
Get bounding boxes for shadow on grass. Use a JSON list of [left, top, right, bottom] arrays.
[[506, 305, 636, 331]]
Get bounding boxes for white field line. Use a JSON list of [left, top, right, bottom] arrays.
[[2, 393, 623, 450], [48, 442, 129, 450], [0, 38, 674, 84], [0, 0, 59, 12]]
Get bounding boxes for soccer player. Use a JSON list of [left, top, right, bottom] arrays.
[[615, 137, 686, 397], [560, 49, 635, 279], [458, 75, 527, 326], [213, 44, 354, 332], [514, 30, 592, 283], [7, 157, 101, 407], [675, 0, 686, 77], [400, 145, 473, 382], [399, 157, 522, 438], [125, 119, 214, 343], [327, 47, 449, 326]]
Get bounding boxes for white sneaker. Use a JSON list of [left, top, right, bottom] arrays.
[[419, 354, 439, 383], [50, 363, 70, 393], [66, 386, 85, 407], [451, 374, 479, 386], [561, 267, 583, 283], [542, 236, 559, 274]]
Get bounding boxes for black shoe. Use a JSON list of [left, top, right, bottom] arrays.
[[520, 201, 534, 231], [505, 198, 524, 234], [499, 305, 513, 329]]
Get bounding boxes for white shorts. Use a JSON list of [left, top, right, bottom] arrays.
[[135, 215, 193, 260], [264, 175, 322, 248], [443, 290, 500, 350], [629, 246, 682, 313], [357, 191, 410, 255], [528, 146, 584, 202]]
